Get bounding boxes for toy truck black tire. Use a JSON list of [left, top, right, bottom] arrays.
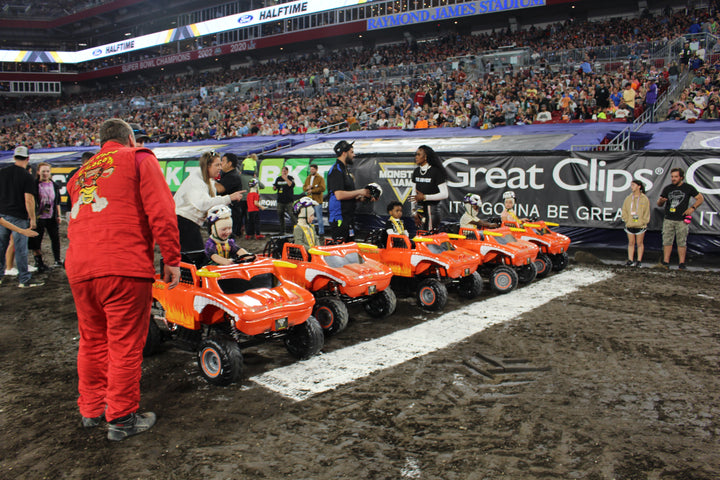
[[197, 336, 244, 386], [313, 297, 349, 336], [284, 316, 324, 359], [416, 278, 448, 311], [364, 287, 397, 318]]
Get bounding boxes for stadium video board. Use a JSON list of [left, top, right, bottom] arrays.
[[0, 0, 374, 64]]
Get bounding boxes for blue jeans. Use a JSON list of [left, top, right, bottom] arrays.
[[314, 204, 325, 235], [0, 214, 31, 284]]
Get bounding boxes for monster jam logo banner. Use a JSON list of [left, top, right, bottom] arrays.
[[350, 152, 720, 235]]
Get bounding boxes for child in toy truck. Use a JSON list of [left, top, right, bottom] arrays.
[[293, 196, 320, 248], [385, 201, 409, 236], [204, 205, 249, 265], [460, 193, 498, 229]]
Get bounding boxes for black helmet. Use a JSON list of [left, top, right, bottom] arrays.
[[333, 140, 354, 157]]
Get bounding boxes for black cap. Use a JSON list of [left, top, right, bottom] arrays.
[[333, 140, 354, 157], [129, 123, 151, 142]]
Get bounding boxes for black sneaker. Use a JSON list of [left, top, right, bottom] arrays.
[[624, 260, 634, 267], [82, 413, 105, 428], [678, 263, 687, 270], [634, 261, 642, 268], [107, 412, 156, 441], [18, 281, 44, 288]]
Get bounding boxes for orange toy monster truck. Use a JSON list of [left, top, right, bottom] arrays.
[[437, 225, 539, 294], [146, 251, 322, 386], [362, 230, 483, 311], [262, 236, 396, 336], [501, 220, 571, 275]]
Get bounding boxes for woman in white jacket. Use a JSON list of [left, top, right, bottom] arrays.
[[175, 151, 243, 251]]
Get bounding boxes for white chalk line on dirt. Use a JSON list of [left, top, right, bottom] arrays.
[[251, 267, 614, 401]]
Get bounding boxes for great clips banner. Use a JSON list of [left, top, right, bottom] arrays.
[[346, 151, 720, 235]]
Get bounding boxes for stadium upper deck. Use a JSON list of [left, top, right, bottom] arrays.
[[0, 0, 694, 84]]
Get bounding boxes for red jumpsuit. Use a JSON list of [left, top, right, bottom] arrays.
[[66, 141, 180, 422]]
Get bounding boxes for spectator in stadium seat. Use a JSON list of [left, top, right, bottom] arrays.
[[535, 104, 552, 122], [622, 82, 637, 121], [615, 103, 631, 119], [701, 102, 719, 119]]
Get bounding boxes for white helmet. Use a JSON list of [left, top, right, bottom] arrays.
[[207, 205, 233, 238], [503, 191, 516, 208], [207, 205, 232, 224], [463, 193, 482, 215], [293, 196, 318, 223]]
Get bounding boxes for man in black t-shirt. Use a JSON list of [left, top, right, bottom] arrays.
[[327, 140, 371, 242], [0, 146, 42, 287], [216, 153, 246, 237], [273, 166, 296, 234], [657, 167, 704, 269]]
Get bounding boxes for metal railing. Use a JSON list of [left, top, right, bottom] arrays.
[[570, 71, 691, 152]]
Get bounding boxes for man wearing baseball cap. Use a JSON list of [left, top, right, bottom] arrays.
[[0, 146, 43, 287], [326, 140, 371, 242], [129, 123, 151, 146]]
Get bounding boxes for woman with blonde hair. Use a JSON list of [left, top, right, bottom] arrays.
[[621, 179, 650, 267], [174, 151, 244, 251]]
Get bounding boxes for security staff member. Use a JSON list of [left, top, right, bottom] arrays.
[[327, 140, 371, 242]]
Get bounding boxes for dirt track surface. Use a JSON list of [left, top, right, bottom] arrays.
[[1, 238, 719, 480]]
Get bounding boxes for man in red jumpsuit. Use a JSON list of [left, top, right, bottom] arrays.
[[66, 118, 180, 441]]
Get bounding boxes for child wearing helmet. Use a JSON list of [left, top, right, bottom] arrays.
[[293, 197, 319, 248], [501, 191, 529, 225], [460, 193, 498, 229], [205, 206, 248, 265], [245, 178, 265, 240]]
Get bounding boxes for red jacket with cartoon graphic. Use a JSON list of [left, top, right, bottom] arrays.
[[66, 140, 180, 283]]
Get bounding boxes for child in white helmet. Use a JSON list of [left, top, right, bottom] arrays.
[[293, 197, 319, 248], [205, 205, 248, 265], [460, 193, 497, 229], [501, 191, 529, 224]]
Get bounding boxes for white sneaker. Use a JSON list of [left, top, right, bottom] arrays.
[[5, 268, 18, 276], [28, 265, 37, 272]]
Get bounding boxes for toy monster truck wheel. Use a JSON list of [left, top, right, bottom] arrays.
[[416, 278, 448, 311], [313, 297, 349, 336], [534, 253, 553, 278], [363, 287, 397, 318], [284, 316, 324, 359], [550, 252, 569, 271], [516, 262, 537, 284], [234, 253, 257, 264], [197, 336, 244, 386], [490, 265, 518, 294], [457, 272, 483, 299], [143, 319, 164, 357]]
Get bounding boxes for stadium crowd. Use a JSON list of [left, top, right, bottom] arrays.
[[1, 8, 720, 151]]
